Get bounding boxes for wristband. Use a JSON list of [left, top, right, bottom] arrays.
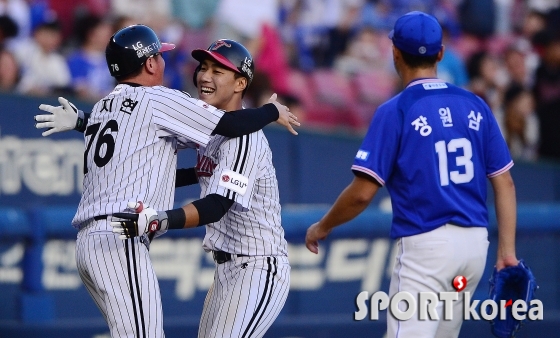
[[161, 208, 186, 230], [75, 110, 87, 132]]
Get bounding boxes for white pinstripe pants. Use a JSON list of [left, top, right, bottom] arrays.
[[198, 255, 290, 338], [76, 219, 164, 338]]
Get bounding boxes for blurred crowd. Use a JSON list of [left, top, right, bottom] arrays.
[[0, 0, 559, 162]]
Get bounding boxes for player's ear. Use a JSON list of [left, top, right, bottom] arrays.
[[145, 55, 158, 75], [436, 45, 445, 62], [392, 45, 400, 60], [234, 76, 247, 94]]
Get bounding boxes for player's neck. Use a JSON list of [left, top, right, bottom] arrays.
[[119, 73, 162, 87], [218, 97, 243, 112], [400, 67, 438, 88]]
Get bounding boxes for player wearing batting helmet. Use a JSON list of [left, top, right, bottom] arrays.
[[34, 24, 298, 337], [110, 39, 291, 338], [191, 38, 254, 98], [305, 11, 518, 338]]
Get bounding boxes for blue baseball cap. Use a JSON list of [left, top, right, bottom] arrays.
[[388, 11, 442, 56]]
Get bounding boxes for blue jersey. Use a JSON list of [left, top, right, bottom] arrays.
[[353, 78, 513, 238]]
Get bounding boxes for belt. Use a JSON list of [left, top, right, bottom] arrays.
[[212, 250, 248, 264], [94, 215, 108, 221]]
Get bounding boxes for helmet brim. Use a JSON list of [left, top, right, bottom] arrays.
[[191, 49, 239, 74], [159, 42, 176, 53]]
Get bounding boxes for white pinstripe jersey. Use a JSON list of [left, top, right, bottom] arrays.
[[73, 84, 223, 226], [197, 131, 288, 257]]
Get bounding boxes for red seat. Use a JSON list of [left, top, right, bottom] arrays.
[[286, 69, 365, 132], [353, 70, 397, 107], [310, 70, 356, 107], [286, 69, 315, 108], [286, 70, 342, 130], [347, 103, 377, 132]]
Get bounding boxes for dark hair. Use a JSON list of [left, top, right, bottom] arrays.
[[74, 14, 102, 45], [114, 65, 143, 82], [503, 84, 525, 109], [280, 94, 301, 106], [0, 15, 18, 39], [399, 48, 439, 68], [466, 51, 487, 80]]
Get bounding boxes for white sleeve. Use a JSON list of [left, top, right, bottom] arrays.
[[149, 87, 224, 147], [205, 133, 262, 211]]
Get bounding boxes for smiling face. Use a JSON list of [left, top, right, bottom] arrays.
[[196, 58, 247, 111]]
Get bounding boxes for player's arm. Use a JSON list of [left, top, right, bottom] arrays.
[[35, 93, 300, 138], [175, 167, 199, 187], [34, 100, 279, 137], [214, 93, 298, 136], [112, 135, 258, 238], [167, 194, 234, 229], [110, 195, 234, 239], [490, 171, 518, 271], [305, 172, 380, 254]]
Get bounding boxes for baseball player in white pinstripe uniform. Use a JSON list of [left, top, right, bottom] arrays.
[[34, 26, 297, 338], [111, 39, 290, 338]]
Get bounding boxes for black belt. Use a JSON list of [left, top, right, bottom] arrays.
[[94, 215, 108, 221], [212, 250, 248, 264]]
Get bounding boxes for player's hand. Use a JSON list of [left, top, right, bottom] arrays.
[[110, 201, 169, 240], [269, 93, 300, 136], [496, 254, 519, 271], [35, 97, 82, 136], [305, 222, 331, 254]]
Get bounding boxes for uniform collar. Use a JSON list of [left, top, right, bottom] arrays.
[[120, 82, 142, 87], [406, 78, 443, 88]]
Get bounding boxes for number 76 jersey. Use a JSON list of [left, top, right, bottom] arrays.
[[72, 84, 224, 227], [352, 79, 513, 239]]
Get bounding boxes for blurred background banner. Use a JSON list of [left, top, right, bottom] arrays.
[[0, 94, 84, 207], [1, 205, 559, 338], [1, 0, 560, 337]]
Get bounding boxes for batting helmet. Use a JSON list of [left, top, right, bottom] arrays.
[[191, 39, 254, 89], [106, 24, 175, 78]]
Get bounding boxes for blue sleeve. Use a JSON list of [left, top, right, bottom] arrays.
[[352, 100, 402, 185], [67, 54, 88, 82]]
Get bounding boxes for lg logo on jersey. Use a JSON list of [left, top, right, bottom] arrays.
[[354, 275, 543, 322], [219, 170, 249, 195], [221, 175, 247, 189]]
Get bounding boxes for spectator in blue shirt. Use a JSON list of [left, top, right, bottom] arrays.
[[66, 14, 114, 101]]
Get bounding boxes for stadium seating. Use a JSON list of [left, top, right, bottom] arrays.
[[352, 69, 396, 107]]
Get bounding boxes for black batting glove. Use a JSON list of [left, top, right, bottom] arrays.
[[110, 201, 169, 239]]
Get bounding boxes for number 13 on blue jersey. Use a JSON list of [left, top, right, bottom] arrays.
[[435, 138, 474, 186]]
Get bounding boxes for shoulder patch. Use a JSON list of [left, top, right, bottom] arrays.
[[355, 150, 370, 161], [219, 170, 248, 195]]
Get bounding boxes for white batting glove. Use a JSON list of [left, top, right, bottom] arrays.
[[111, 201, 170, 240], [35, 97, 84, 136]]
